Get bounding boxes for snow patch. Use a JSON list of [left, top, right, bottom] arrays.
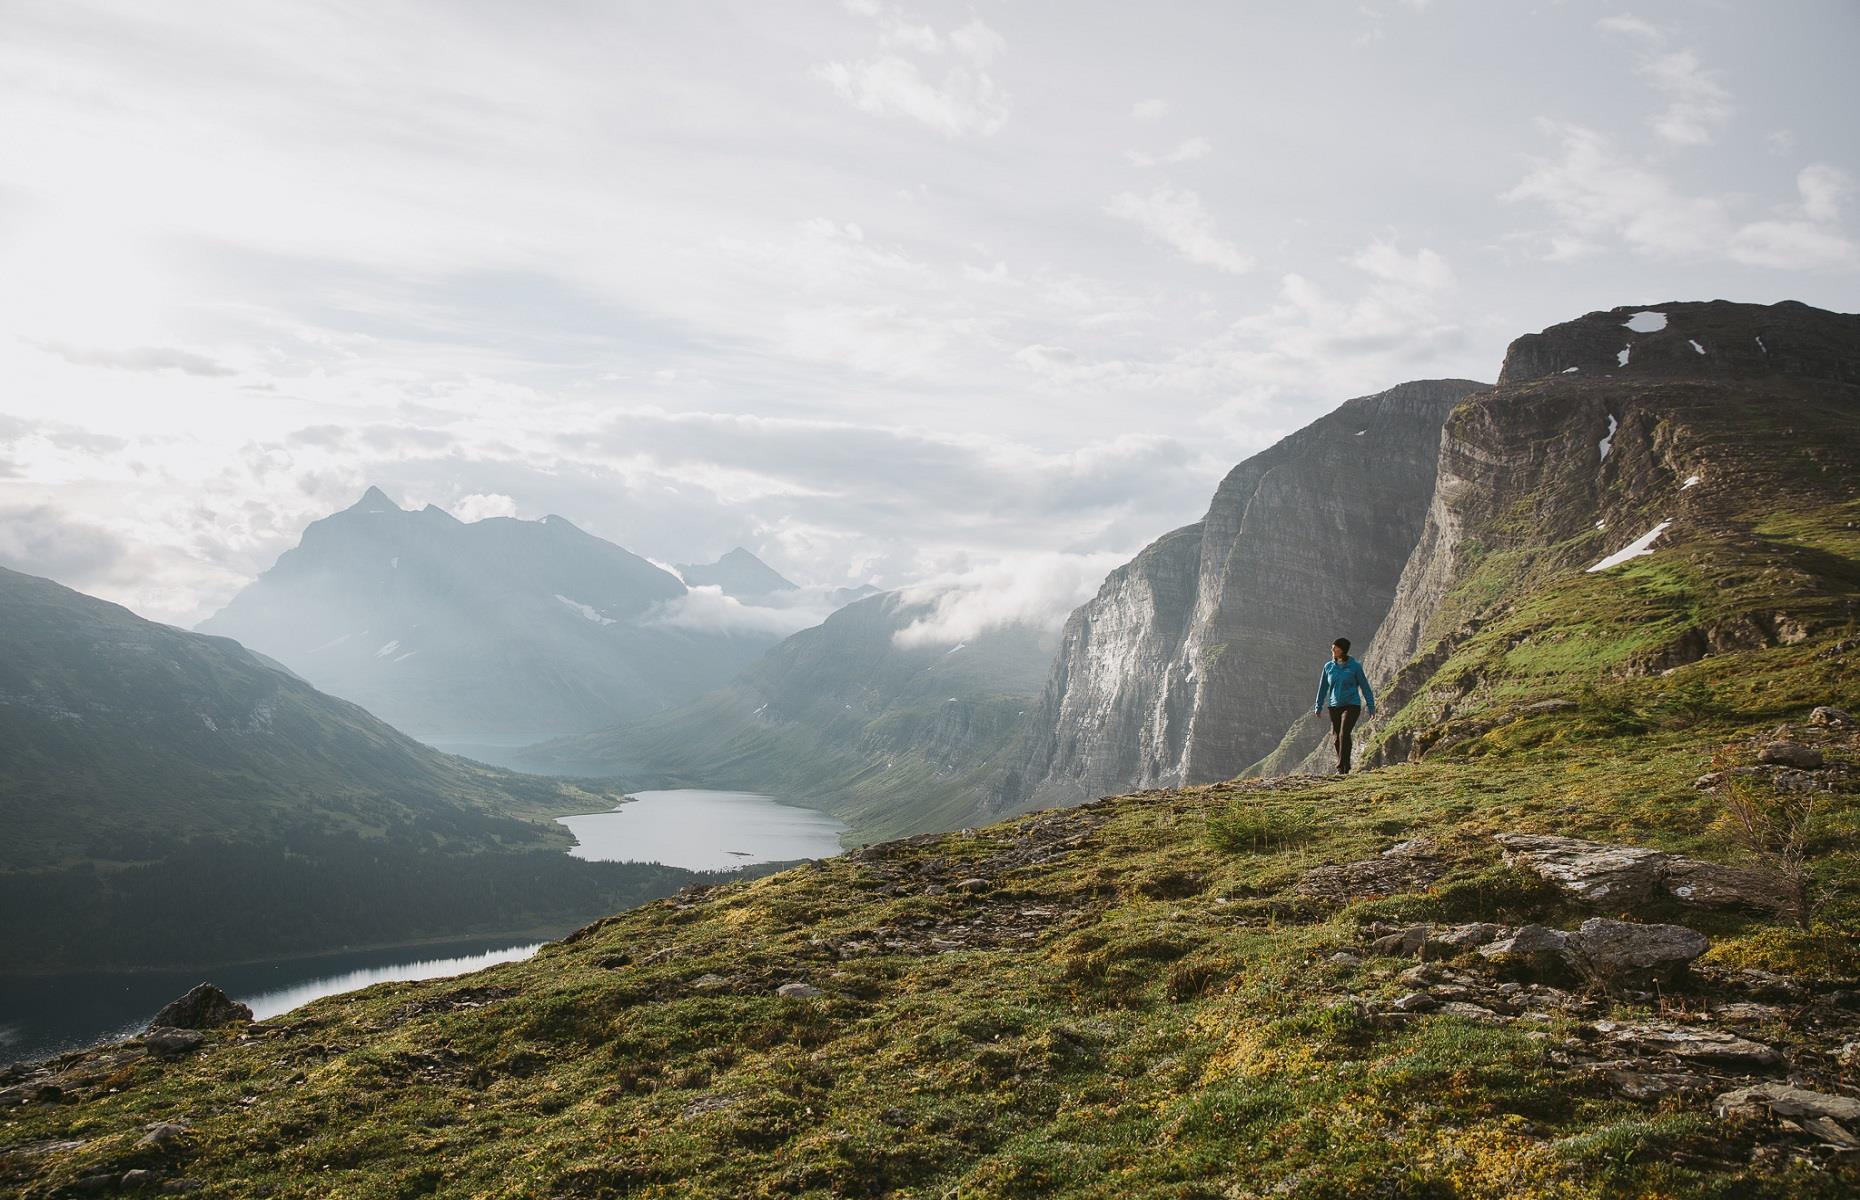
[[390, 556, 399, 568], [1755, 336, 1767, 354], [392, 650, 418, 663], [1599, 414, 1618, 462], [1623, 311, 1667, 333], [1587, 520, 1673, 572], [307, 633, 352, 654], [1617, 347, 1631, 367], [1562, 366, 1580, 374], [1595, 520, 1607, 530], [555, 594, 616, 626], [375, 640, 400, 658], [1688, 340, 1706, 355], [945, 643, 967, 654], [1681, 474, 1701, 490], [1354, 429, 1367, 436]]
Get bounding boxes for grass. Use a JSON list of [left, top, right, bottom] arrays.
[[6, 684, 1856, 1196]]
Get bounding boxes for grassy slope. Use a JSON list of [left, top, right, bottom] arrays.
[[4, 611, 1854, 1196]]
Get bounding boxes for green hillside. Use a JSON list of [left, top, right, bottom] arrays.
[[0, 567, 741, 970]]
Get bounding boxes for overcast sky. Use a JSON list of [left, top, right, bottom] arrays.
[[1, 0, 1855, 628]]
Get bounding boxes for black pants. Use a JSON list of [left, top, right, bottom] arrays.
[[1327, 704, 1362, 772]]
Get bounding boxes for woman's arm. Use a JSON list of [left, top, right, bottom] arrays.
[[1356, 661, 1376, 714]]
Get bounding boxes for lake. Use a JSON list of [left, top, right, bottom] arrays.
[[0, 937, 540, 1067], [558, 788, 848, 871], [2, 790, 844, 1066]]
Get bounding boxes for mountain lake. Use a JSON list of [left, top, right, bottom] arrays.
[[1, 790, 845, 1065], [558, 788, 848, 871]]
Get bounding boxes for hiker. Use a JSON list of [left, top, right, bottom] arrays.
[[1313, 637, 1375, 773]]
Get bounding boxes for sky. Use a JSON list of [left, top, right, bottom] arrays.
[[0, 0, 1855, 631]]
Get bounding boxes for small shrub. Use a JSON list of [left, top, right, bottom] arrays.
[[1712, 775, 1831, 928]]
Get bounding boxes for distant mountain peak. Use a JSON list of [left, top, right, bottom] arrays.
[[349, 486, 403, 514], [676, 547, 798, 600]]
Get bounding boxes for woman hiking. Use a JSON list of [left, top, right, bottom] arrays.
[[1313, 637, 1375, 773]]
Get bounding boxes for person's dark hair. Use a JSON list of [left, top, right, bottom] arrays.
[[1332, 637, 1351, 654]]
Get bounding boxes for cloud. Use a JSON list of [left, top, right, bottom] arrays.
[[1639, 50, 1732, 146], [0, 504, 131, 588], [1125, 136, 1212, 168], [451, 492, 520, 522], [1505, 123, 1859, 268], [1105, 186, 1253, 273], [891, 551, 1127, 647], [32, 341, 237, 377], [644, 584, 834, 638], [1130, 98, 1170, 120], [1597, 17, 1732, 146], [814, 9, 1009, 137]]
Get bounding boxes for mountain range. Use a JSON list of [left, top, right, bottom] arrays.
[[0, 566, 744, 970], [197, 491, 801, 753]]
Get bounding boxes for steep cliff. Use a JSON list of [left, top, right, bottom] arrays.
[[1257, 299, 1860, 773], [998, 379, 1485, 808]]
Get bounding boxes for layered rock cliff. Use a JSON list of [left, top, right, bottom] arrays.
[[1000, 379, 1487, 808], [1257, 299, 1860, 773]]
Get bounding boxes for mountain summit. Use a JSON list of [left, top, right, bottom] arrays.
[[675, 547, 799, 601]]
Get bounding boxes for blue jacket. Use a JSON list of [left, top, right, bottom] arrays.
[[1314, 657, 1375, 713]]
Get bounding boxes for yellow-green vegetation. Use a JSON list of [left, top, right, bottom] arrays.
[[4, 664, 1855, 1196]]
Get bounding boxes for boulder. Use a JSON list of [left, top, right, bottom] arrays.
[[1757, 741, 1824, 769], [775, 982, 824, 999], [1479, 925, 1571, 977], [1392, 992, 1437, 1013], [1808, 706, 1853, 727], [1368, 925, 1430, 957], [136, 1122, 192, 1149], [147, 984, 252, 1031], [1562, 918, 1708, 989], [143, 1029, 206, 1058], [1494, 834, 1665, 905]]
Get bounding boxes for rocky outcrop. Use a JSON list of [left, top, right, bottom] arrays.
[[1495, 833, 1797, 914], [1003, 379, 1486, 808], [148, 984, 252, 1031]]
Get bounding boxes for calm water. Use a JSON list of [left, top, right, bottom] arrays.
[[3, 790, 842, 1065], [558, 788, 847, 871], [0, 937, 539, 1067]]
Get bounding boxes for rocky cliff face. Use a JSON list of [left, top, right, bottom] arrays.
[[1001, 379, 1487, 808], [1257, 300, 1860, 773]]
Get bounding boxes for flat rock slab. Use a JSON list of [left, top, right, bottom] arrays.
[[1495, 832, 1793, 914], [1564, 917, 1709, 989], [1715, 1083, 1860, 1124], [1591, 1021, 1780, 1069], [1297, 838, 1448, 900]]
